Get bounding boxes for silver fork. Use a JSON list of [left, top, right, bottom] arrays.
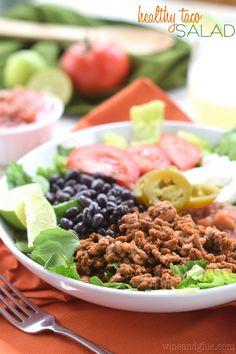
[[0, 275, 113, 354]]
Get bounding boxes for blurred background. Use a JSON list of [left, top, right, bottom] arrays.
[[0, 0, 235, 171]]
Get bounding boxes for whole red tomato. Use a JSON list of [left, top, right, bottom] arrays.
[[60, 40, 131, 94]]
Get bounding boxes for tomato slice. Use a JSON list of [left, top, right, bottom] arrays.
[[159, 134, 201, 170], [67, 145, 140, 188], [128, 145, 171, 175]]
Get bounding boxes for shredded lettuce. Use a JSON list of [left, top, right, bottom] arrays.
[[171, 260, 236, 289]]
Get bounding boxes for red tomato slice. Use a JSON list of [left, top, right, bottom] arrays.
[[128, 145, 171, 175], [67, 145, 140, 188], [159, 134, 201, 170]]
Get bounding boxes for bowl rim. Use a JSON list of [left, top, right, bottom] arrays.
[[1, 120, 235, 300], [0, 91, 64, 136]]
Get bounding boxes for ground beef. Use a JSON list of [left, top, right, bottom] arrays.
[[76, 201, 236, 290]]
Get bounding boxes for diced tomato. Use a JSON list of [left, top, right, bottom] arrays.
[[67, 145, 140, 188], [159, 134, 201, 170], [128, 145, 171, 175]]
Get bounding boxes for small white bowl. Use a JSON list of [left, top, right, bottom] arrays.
[[0, 92, 64, 165]]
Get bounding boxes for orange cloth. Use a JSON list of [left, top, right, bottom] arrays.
[[1, 80, 236, 354], [73, 78, 192, 130]]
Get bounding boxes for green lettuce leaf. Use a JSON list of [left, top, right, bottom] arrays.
[[37, 145, 74, 178], [30, 226, 79, 266], [215, 127, 236, 160], [170, 259, 208, 277], [6, 162, 33, 189], [89, 276, 134, 290], [6, 162, 49, 193], [53, 199, 81, 220], [45, 253, 80, 280]]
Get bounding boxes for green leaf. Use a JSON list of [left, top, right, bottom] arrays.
[[30, 227, 79, 266], [53, 199, 81, 220], [6, 162, 32, 189], [89, 275, 134, 290], [197, 269, 236, 289], [170, 259, 208, 277], [215, 127, 236, 160], [14, 231, 31, 253], [45, 253, 80, 280], [89, 276, 104, 286], [57, 145, 74, 157]]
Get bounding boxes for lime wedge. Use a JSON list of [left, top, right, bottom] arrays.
[[27, 68, 73, 104], [24, 186, 57, 248], [130, 100, 165, 145], [0, 184, 39, 230]]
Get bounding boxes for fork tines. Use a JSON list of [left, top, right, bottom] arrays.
[[0, 275, 38, 324]]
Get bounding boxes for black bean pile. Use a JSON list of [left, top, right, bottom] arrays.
[[46, 169, 145, 238]]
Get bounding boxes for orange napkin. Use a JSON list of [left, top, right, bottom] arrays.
[[1, 80, 236, 354], [73, 78, 192, 131]]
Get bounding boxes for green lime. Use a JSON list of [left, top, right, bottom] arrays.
[[24, 185, 57, 247], [0, 184, 40, 230], [4, 50, 47, 88], [27, 68, 73, 104]]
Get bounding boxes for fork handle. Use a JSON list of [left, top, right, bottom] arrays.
[[50, 323, 113, 354]]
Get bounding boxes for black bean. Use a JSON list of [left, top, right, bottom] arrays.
[[88, 202, 99, 214], [59, 218, 74, 230], [65, 206, 80, 218], [57, 178, 65, 188], [91, 178, 104, 191], [80, 174, 93, 186], [49, 174, 60, 183], [96, 193, 108, 207], [97, 228, 106, 236], [64, 169, 80, 181], [56, 191, 71, 202], [74, 213, 83, 223], [105, 230, 115, 237], [77, 195, 92, 207], [92, 213, 104, 228], [107, 195, 116, 202], [51, 183, 60, 193], [109, 214, 118, 224], [123, 200, 135, 207], [65, 179, 77, 187], [46, 192, 55, 204], [82, 207, 93, 224], [74, 184, 87, 192], [121, 189, 132, 200], [74, 222, 85, 233], [102, 183, 111, 193], [84, 189, 97, 198], [62, 186, 75, 196], [107, 201, 116, 208]]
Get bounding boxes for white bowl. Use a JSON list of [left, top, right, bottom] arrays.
[[1, 121, 235, 313], [0, 93, 64, 165]]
